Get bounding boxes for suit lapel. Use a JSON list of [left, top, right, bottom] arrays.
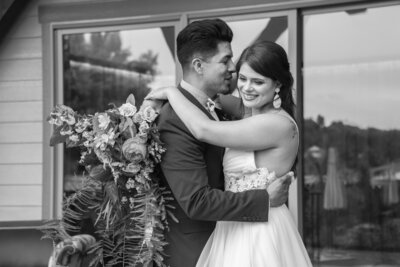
[[214, 108, 228, 121], [177, 85, 216, 121], [177, 85, 225, 187]]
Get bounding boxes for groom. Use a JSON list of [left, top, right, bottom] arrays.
[[156, 18, 292, 267]]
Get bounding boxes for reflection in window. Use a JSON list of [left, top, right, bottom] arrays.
[[62, 27, 175, 196], [227, 16, 288, 62], [303, 5, 400, 266]]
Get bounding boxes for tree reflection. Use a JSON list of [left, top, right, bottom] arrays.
[[62, 31, 159, 195], [304, 115, 400, 256]]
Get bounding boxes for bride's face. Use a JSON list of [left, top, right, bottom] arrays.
[[237, 62, 277, 110]]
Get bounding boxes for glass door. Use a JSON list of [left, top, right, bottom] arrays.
[[302, 3, 400, 266]]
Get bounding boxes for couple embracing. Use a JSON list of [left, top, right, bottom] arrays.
[[145, 18, 313, 267]]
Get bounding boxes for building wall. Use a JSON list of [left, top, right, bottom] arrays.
[[0, 0, 43, 222], [0, 1, 71, 265]]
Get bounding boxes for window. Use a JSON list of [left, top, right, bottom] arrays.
[[226, 16, 288, 61], [56, 24, 177, 207], [303, 4, 400, 266]]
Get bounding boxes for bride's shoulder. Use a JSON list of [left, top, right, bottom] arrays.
[[256, 111, 298, 135]]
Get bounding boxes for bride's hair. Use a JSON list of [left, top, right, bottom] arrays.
[[236, 41, 295, 119]]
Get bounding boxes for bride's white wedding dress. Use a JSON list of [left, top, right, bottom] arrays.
[[196, 147, 313, 267]]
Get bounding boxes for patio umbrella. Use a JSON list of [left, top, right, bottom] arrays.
[[387, 178, 399, 205], [323, 147, 347, 210], [387, 163, 399, 205]]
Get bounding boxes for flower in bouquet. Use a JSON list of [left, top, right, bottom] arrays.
[[119, 102, 137, 117], [142, 105, 158, 122], [122, 137, 147, 164], [48, 104, 76, 126], [123, 163, 141, 175]]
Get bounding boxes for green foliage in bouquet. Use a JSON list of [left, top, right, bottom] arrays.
[[41, 94, 175, 267]]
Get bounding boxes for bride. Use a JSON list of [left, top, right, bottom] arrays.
[[147, 41, 312, 267]]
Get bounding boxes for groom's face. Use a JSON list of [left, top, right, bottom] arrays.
[[201, 41, 236, 97]]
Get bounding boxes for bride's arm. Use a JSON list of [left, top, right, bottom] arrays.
[[164, 88, 292, 151]]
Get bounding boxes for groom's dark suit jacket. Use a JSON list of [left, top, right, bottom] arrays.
[[157, 86, 270, 267]]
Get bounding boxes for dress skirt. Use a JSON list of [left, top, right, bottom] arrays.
[[196, 205, 313, 267]]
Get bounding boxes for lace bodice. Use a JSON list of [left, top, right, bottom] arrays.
[[223, 148, 276, 193]]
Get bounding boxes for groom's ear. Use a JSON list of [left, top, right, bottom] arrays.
[[192, 57, 203, 74]]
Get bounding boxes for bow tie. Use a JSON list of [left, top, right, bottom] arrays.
[[206, 98, 216, 112], [206, 98, 221, 112]]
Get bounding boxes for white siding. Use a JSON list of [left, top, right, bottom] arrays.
[[0, 144, 42, 164], [0, 59, 42, 81], [0, 102, 43, 122], [0, 185, 42, 205], [0, 80, 43, 101], [0, 0, 44, 222], [0, 122, 43, 143], [0, 38, 42, 60], [0, 207, 42, 221], [0, 164, 42, 185], [6, 16, 41, 39]]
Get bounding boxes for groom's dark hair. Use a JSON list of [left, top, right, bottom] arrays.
[[177, 18, 233, 69]]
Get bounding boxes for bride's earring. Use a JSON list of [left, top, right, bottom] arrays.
[[273, 88, 281, 109]]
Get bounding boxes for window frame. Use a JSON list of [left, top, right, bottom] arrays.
[[299, 0, 400, 240]]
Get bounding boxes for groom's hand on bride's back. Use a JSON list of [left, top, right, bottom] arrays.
[[267, 172, 294, 207]]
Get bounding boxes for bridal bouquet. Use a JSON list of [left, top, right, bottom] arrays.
[[41, 94, 174, 267]]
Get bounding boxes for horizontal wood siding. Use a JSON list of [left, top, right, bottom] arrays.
[[0, 144, 42, 164], [0, 122, 43, 143], [0, 185, 42, 205], [6, 16, 41, 39], [0, 164, 42, 185], [0, 59, 42, 81], [0, 0, 44, 222], [0, 207, 42, 221], [0, 101, 43, 122], [0, 80, 43, 102], [0, 38, 42, 60]]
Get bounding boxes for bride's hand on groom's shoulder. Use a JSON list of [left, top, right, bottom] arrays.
[[141, 86, 177, 113], [140, 98, 165, 113], [145, 86, 177, 101]]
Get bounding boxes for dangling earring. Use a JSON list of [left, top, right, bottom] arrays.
[[273, 88, 281, 109]]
